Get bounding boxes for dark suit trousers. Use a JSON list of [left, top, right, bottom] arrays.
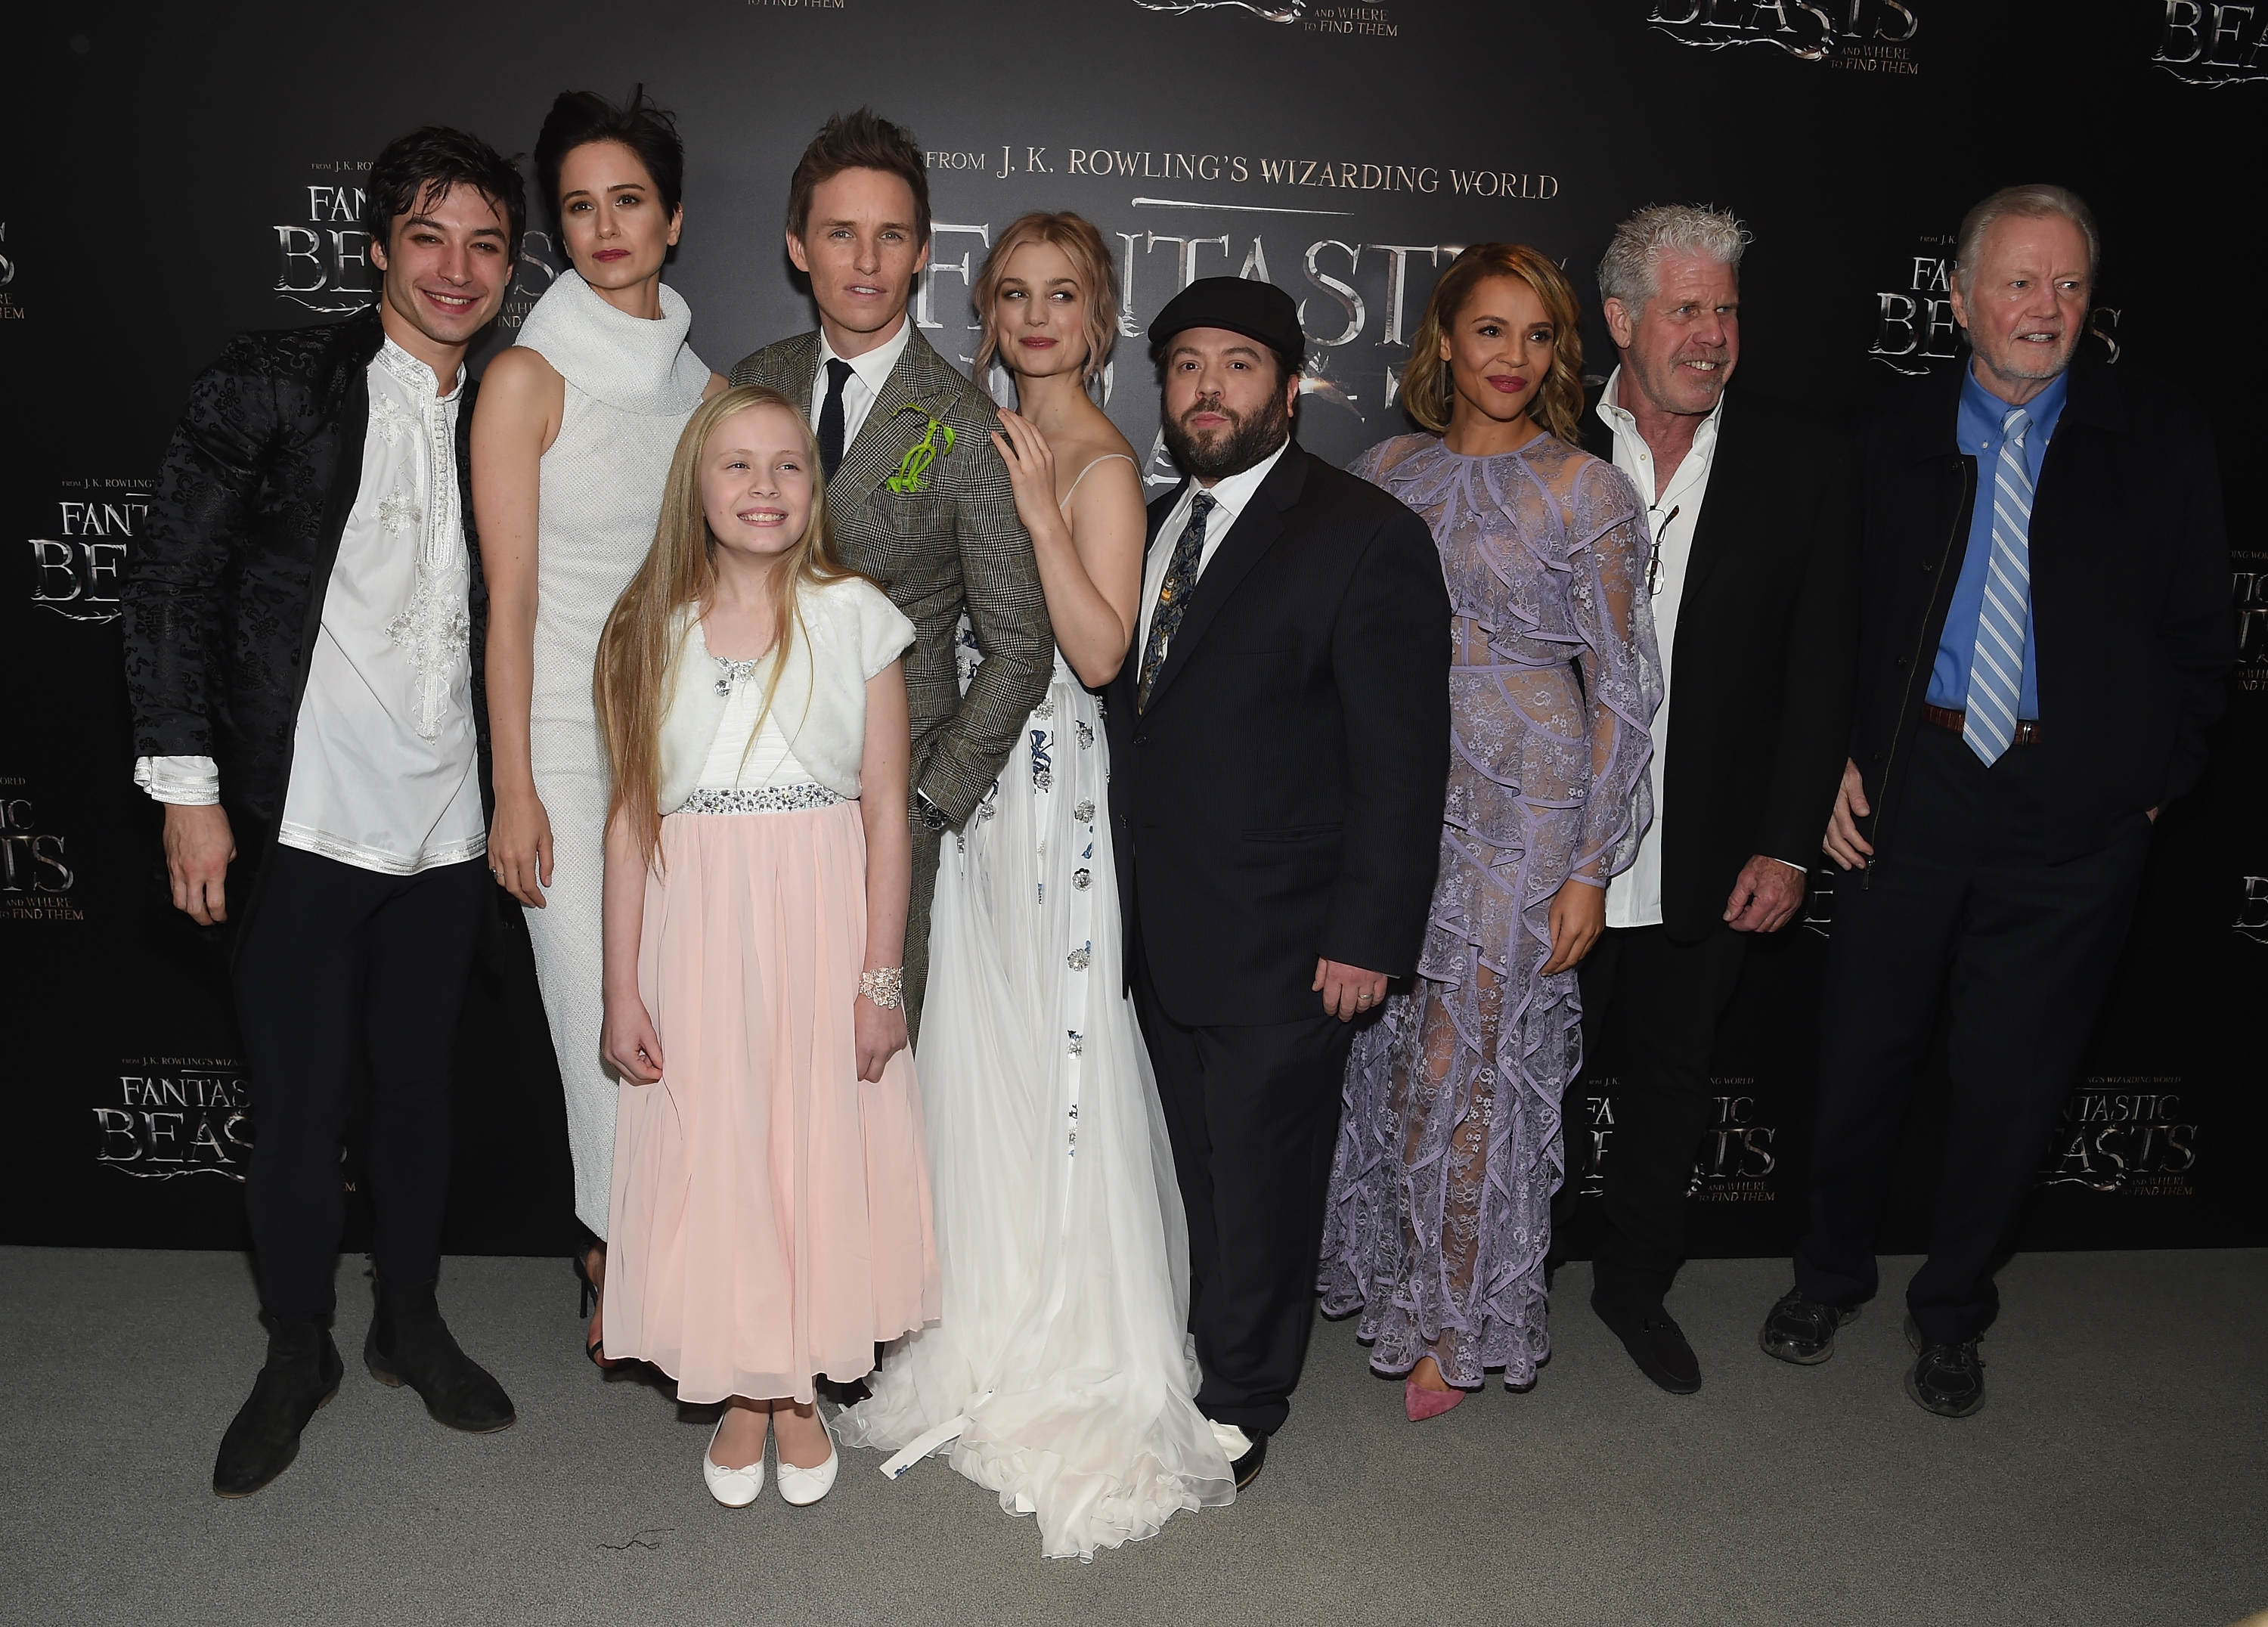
[[1132, 932, 1352, 1438], [232, 846, 488, 1326], [1575, 924, 1751, 1313], [1795, 724, 2151, 1344], [904, 815, 943, 1046]]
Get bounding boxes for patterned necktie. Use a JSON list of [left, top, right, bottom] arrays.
[[1963, 404, 2033, 765], [816, 358, 854, 482], [1137, 491, 1216, 712]]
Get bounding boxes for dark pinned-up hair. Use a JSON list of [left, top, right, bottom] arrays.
[[534, 86, 686, 234], [785, 107, 931, 248], [368, 126, 528, 262]]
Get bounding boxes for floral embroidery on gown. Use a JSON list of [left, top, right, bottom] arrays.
[[836, 602, 1235, 1560], [1318, 431, 1662, 1390]]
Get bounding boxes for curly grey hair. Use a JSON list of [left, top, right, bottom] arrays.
[[1596, 204, 1749, 313], [1954, 184, 2098, 296]]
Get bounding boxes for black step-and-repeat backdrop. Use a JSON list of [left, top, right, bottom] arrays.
[[6, 1, 2263, 1260]]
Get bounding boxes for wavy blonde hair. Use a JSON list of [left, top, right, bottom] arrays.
[[1402, 243, 1586, 446], [596, 384, 860, 866], [971, 211, 1120, 394]]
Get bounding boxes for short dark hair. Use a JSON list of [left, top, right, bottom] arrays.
[[533, 86, 686, 235], [368, 126, 528, 263], [785, 107, 931, 247]]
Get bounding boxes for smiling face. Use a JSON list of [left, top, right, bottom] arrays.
[[1159, 325, 1298, 483], [1442, 274, 1555, 430], [992, 238, 1089, 382], [701, 402, 816, 568], [1950, 211, 2090, 398], [368, 180, 511, 365], [785, 166, 931, 352], [557, 138, 681, 291], [1605, 248, 1739, 420]]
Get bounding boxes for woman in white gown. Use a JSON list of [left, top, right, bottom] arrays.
[[837, 212, 1235, 1557], [471, 88, 723, 1359]]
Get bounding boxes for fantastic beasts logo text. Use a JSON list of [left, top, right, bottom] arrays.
[[1647, 0, 1919, 70]]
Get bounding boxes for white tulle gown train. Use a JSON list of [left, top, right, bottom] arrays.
[[835, 643, 1235, 1559]]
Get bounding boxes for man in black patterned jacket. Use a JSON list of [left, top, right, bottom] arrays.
[[123, 127, 525, 1498]]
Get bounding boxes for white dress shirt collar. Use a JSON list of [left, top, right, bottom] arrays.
[[813, 317, 915, 451], [1594, 364, 1723, 513], [1138, 438, 1293, 655]]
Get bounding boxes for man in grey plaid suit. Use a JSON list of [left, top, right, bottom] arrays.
[[732, 109, 1052, 1039]]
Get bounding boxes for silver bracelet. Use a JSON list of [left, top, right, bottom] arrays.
[[860, 967, 906, 1011]]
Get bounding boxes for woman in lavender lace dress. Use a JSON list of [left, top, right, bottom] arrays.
[[1318, 244, 1662, 1418]]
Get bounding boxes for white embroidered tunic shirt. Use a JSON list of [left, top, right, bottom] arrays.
[[135, 338, 487, 875]]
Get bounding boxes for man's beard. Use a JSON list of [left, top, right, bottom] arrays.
[[1982, 330, 2074, 384], [1163, 391, 1292, 482]]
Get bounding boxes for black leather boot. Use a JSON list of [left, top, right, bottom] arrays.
[[364, 1278, 516, 1433], [212, 1319, 343, 1497]]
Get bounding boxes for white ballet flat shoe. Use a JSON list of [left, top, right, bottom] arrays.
[[775, 1410, 839, 1507], [703, 1415, 766, 1508]]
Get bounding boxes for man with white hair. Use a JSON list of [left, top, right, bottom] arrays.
[[1569, 204, 1859, 1393], [1760, 184, 2229, 1415]]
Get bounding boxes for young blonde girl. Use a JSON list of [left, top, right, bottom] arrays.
[[594, 384, 937, 1508]]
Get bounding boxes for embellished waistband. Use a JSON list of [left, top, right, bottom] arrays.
[[671, 785, 847, 816]]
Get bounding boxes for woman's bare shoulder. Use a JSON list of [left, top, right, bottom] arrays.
[[477, 345, 565, 408]]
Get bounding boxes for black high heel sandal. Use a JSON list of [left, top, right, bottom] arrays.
[[572, 1245, 611, 1367]]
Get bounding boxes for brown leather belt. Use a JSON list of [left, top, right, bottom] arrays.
[[1923, 703, 2042, 745]]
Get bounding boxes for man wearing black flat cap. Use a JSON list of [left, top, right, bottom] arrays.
[[1105, 277, 1451, 1486]]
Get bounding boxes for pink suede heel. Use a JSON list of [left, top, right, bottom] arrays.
[[1405, 1378, 1466, 1421]]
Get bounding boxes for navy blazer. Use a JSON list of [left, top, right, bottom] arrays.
[[1847, 353, 2230, 864], [1579, 386, 1860, 940], [1104, 445, 1452, 1026]]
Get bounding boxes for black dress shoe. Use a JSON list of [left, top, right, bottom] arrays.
[[1229, 1430, 1267, 1489], [364, 1279, 516, 1433], [213, 1320, 343, 1498], [1759, 1288, 1859, 1365], [1903, 1316, 1985, 1418], [1591, 1295, 1701, 1394]]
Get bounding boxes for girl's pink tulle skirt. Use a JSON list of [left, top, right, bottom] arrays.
[[604, 801, 939, 1405]]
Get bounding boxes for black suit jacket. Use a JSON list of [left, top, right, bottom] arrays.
[[1580, 385, 1859, 941], [1105, 445, 1452, 1026], [1847, 354, 2229, 864], [123, 308, 492, 949]]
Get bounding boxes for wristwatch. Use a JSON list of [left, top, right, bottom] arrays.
[[916, 792, 950, 832]]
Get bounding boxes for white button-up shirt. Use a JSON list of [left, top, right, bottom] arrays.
[[1137, 439, 1292, 660], [1596, 367, 1723, 931], [811, 316, 914, 456], [136, 338, 486, 877]]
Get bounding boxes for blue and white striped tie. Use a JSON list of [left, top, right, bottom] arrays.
[[1963, 405, 2033, 765]]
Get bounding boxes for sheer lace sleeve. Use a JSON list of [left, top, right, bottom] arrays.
[[1562, 459, 1662, 885]]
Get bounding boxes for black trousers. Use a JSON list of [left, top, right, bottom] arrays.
[[1795, 724, 2151, 1344], [233, 845, 488, 1327], [1131, 934, 1352, 1438], [1574, 923, 1751, 1314]]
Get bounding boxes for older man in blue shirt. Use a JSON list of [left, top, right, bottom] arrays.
[[1755, 185, 2230, 1418]]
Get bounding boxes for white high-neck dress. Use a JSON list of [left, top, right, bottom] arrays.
[[514, 268, 709, 1235]]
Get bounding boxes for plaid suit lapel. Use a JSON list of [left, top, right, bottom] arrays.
[[831, 330, 959, 520]]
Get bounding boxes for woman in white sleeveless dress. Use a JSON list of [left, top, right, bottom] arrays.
[[836, 213, 1235, 1558], [471, 89, 723, 1359]]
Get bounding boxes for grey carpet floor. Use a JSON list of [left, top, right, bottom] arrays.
[[2, 1246, 2262, 1627]]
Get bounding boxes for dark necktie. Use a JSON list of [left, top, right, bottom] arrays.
[[816, 358, 854, 482], [1137, 491, 1216, 712]]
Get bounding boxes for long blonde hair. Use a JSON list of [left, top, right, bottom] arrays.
[[1402, 243, 1586, 446], [596, 384, 860, 865]]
